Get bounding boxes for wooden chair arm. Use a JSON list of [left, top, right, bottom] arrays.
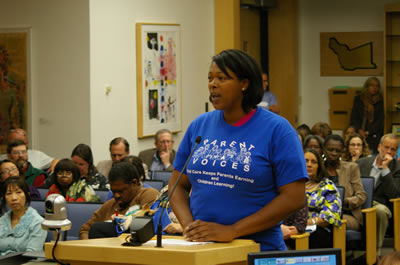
[[290, 233, 309, 250], [363, 207, 376, 265], [333, 219, 346, 265], [391, 198, 400, 251]]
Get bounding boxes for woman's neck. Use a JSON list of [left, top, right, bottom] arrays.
[[326, 159, 340, 170], [11, 207, 26, 222], [223, 108, 250, 125]]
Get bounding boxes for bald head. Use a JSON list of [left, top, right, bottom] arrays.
[[8, 128, 28, 145]]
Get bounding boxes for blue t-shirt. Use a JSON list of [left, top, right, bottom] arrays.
[[173, 107, 308, 251]]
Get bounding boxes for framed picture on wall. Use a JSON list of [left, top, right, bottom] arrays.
[[136, 23, 181, 138], [0, 28, 29, 153]]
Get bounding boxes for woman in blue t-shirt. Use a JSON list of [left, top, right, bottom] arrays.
[[169, 49, 308, 251]]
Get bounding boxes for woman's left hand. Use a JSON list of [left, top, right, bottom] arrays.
[[183, 220, 236, 242]]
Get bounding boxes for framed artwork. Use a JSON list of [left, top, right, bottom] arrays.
[[392, 124, 400, 136], [136, 23, 181, 138], [0, 28, 29, 153], [320, 31, 383, 76]]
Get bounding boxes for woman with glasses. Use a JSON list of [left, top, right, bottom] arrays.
[[46, 159, 99, 202], [323, 134, 366, 231], [343, 133, 371, 162], [0, 160, 40, 200]]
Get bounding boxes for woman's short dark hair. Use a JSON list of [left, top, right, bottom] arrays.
[[212, 49, 263, 112], [121, 155, 146, 181], [324, 134, 345, 148], [1, 176, 31, 212], [54, 158, 81, 183], [71, 143, 95, 175], [109, 162, 140, 184], [304, 148, 327, 182]]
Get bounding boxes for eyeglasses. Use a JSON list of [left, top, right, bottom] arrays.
[[10, 150, 27, 155], [349, 143, 362, 147], [0, 167, 18, 175]]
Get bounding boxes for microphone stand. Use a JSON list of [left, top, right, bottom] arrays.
[[156, 136, 202, 248]]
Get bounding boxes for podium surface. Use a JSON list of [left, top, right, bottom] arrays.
[[44, 236, 260, 265]]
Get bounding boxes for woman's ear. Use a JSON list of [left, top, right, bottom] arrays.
[[241, 79, 249, 91]]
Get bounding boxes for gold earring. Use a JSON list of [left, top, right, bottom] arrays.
[[242, 87, 246, 91]]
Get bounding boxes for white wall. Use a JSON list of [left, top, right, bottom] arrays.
[[89, 0, 214, 162], [0, 0, 91, 158], [298, 0, 397, 128]]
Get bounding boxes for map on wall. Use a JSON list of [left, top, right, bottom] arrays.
[[320, 32, 383, 76], [0, 30, 28, 153]]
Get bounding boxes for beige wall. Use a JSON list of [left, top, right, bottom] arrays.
[[89, 0, 214, 161], [0, 0, 214, 162], [0, 0, 90, 158]]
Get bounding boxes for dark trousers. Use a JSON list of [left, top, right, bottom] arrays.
[[309, 226, 333, 249]]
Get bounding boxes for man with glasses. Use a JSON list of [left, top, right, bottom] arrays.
[[0, 128, 58, 172], [6, 140, 46, 187], [139, 129, 176, 171], [356, 133, 400, 255]]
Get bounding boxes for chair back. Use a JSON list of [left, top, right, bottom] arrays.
[[151, 170, 172, 185], [360, 176, 374, 209], [336, 186, 345, 218], [37, 188, 48, 200], [143, 180, 165, 191], [95, 189, 110, 202]]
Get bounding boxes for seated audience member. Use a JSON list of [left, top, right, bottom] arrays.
[[257, 72, 279, 114], [0, 128, 58, 172], [139, 129, 176, 171], [356, 133, 400, 255], [44, 144, 108, 190], [281, 202, 308, 249], [0, 160, 40, 200], [304, 148, 342, 249], [311, 122, 332, 139], [46, 159, 99, 202], [79, 162, 159, 239], [343, 125, 356, 143], [296, 124, 311, 144], [0, 177, 47, 255], [303, 135, 324, 157], [324, 134, 366, 231], [7, 140, 46, 188], [96, 137, 130, 177], [104, 155, 151, 201], [71, 144, 108, 190], [343, 133, 371, 162]]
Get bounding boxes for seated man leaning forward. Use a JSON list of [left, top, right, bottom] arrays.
[[79, 162, 159, 240]]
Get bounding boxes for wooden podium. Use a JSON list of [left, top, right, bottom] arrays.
[[44, 235, 260, 265]]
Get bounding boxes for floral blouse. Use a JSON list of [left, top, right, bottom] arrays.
[[46, 179, 100, 202], [306, 178, 342, 227]]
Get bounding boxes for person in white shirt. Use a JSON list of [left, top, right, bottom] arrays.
[[0, 128, 58, 172]]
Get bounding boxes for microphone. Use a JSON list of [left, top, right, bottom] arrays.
[[156, 136, 202, 248]]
